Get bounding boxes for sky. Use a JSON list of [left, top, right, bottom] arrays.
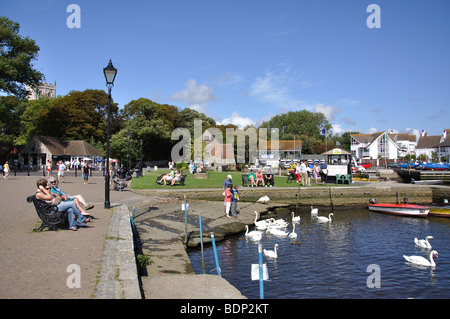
[[3, 0, 450, 139]]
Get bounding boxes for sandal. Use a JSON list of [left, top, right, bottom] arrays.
[[71, 227, 78, 231]]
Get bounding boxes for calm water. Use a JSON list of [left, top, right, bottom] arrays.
[[188, 208, 450, 299]]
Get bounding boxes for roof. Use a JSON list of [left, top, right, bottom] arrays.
[[257, 140, 302, 151], [352, 132, 416, 144], [322, 148, 352, 155], [416, 135, 442, 149], [21, 135, 104, 156]]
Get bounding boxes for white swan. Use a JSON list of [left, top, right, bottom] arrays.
[[266, 227, 288, 237], [253, 211, 267, 229], [414, 236, 433, 249], [244, 225, 262, 241], [288, 222, 297, 239], [291, 212, 301, 223], [311, 206, 318, 216], [403, 250, 438, 267], [263, 244, 278, 258], [317, 213, 333, 222], [257, 195, 270, 203]]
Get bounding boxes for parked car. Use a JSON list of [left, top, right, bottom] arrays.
[[359, 162, 373, 169]]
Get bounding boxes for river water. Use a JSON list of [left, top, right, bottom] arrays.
[[188, 207, 450, 299]]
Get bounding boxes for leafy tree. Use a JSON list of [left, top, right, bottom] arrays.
[[0, 16, 43, 98], [179, 107, 216, 137], [0, 95, 26, 144], [15, 97, 51, 145]]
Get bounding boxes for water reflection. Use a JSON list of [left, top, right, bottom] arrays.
[[188, 208, 450, 299]]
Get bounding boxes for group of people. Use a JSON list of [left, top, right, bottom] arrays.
[[293, 160, 328, 185], [35, 177, 95, 231], [246, 169, 274, 187], [222, 175, 239, 219], [157, 168, 182, 186], [46, 160, 91, 185]]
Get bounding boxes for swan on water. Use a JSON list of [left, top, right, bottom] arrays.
[[317, 213, 333, 222], [403, 250, 438, 267], [288, 222, 297, 239], [311, 206, 318, 215], [257, 195, 270, 203], [414, 236, 433, 249], [263, 244, 278, 258], [266, 227, 288, 237], [244, 225, 262, 241], [253, 211, 267, 229], [291, 212, 301, 223]]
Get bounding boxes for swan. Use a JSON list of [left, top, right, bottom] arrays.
[[291, 212, 301, 223], [257, 195, 270, 203], [253, 211, 267, 229], [317, 213, 333, 222], [311, 206, 318, 215], [414, 236, 433, 249], [288, 222, 297, 239], [244, 225, 262, 241], [403, 250, 438, 267], [266, 227, 288, 237], [263, 244, 278, 258]]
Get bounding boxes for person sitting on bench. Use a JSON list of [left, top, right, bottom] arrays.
[[170, 170, 182, 186], [255, 170, 265, 187], [158, 168, 174, 185], [247, 170, 256, 187], [265, 173, 274, 187], [35, 178, 89, 231], [48, 176, 94, 216]]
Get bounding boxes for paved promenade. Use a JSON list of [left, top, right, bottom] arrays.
[[0, 171, 143, 299]]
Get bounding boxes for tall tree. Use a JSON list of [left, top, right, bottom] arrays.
[[0, 16, 43, 98]]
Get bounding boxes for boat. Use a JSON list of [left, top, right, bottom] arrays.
[[367, 199, 429, 217], [410, 178, 443, 185], [428, 206, 450, 218], [423, 163, 450, 171]]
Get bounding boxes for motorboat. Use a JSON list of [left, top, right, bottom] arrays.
[[367, 199, 429, 217]]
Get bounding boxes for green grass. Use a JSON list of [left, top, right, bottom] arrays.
[[130, 170, 334, 190]]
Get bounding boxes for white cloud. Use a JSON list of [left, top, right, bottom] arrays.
[[248, 69, 304, 108], [406, 128, 421, 140], [313, 103, 341, 121], [216, 112, 257, 129], [367, 127, 378, 134], [170, 79, 218, 106]]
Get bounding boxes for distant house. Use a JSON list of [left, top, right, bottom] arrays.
[[351, 131, 416, 160], [257, 140, 302, 161], [19, 135, 104, 169], [416, 129, 450, 161]]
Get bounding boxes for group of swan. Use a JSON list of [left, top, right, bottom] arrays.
[[310, 206, 333, 222], [403, 235, 439, 267]]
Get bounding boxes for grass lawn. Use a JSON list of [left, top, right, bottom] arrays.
[[130, 170, 335, 190]]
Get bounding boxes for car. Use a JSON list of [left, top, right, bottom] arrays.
[[359, 162, 372, 169]]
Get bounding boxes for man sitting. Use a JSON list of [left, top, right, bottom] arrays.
[[48, 176, 94, 216], [158, 168, 175, 185]]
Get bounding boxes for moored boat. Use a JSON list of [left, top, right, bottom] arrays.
[[367, 199, 429, 217], [428, 206, 450, 218]]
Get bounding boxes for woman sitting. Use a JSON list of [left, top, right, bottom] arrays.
[[247, 170, 256, 187], [158, 169, 174, 185], [35, 178, 89, 231], [170, 170, 182, 186], [255, 170, 265, 187]]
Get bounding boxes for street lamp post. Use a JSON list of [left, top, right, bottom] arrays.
[[103, 59, 117, 209]]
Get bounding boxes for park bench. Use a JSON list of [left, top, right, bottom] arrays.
[[241, 174, 275, 187], [156, 174, 186, 186], [26, 195, 67, 231]]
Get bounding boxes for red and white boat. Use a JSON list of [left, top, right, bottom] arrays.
[[368, 199, 429, 217]]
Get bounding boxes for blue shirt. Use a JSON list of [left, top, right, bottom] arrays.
[[223, 179, 232, 190]]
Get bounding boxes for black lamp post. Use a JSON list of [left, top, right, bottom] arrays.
[[103, 59, 117, 209]]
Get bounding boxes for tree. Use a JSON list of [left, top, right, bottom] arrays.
[[0, 16, 43, 98], [0, 95, 26, 144], [15, 97, 51, 145]]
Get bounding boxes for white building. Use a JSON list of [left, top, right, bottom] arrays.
[[416, 129, 450, 161], [351, 131, 416, 160]]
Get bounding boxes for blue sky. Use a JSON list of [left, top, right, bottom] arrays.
[[3, 0, 450, 138]]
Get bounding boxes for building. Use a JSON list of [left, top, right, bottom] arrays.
[[19, 135, 104, 169], [257, 140, 302, 161], [416, 129, 450, 161], [26, 81, 56, 100], [351, 131, 416, 160]]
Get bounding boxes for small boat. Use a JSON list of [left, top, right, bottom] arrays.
[[428, 206, 450, 218], [411, 178, 443, 185], [368, 199, 429, 217]]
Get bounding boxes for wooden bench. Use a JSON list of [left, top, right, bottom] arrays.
[[27, 195, 67, 231], [156, 174, 187, 186]]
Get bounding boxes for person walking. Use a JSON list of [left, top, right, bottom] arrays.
[[224, 183, 233, 219], [3, 161, 10, 179], [231, 185, 239, 217], [82, 164, 90, 184], [57, 160, 66, 184]]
